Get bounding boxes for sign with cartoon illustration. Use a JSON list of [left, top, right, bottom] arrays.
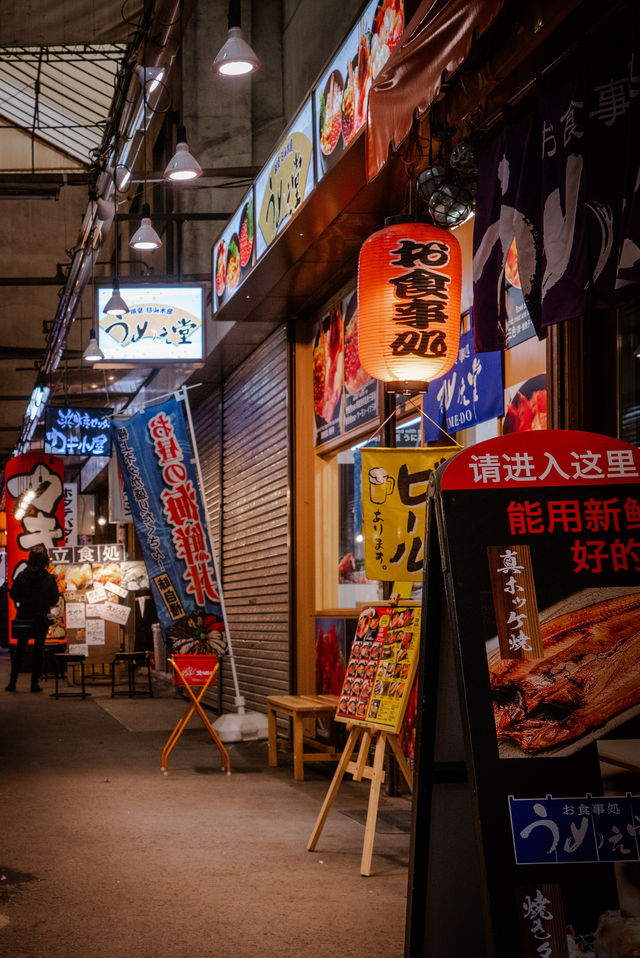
[[361, 447, 457, 580], [96, 285, 204, 362], [335, 604, 420, 733]]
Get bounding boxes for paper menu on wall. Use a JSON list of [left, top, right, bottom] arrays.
[[85, 583, 107, 604], [85, 617, 106, 645], [105, 581, 129, 599], [101, 601, 131, 626], [65, 602, 86, 630]]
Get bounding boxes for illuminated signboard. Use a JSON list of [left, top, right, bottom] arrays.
[[213, 187, 256, 313], [44, 406, 112, 457], [255, 97, 314, 258], [315, 0, 404, 182], [96, 285, 204, 362]]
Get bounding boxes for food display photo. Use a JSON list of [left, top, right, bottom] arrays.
[[342, 290, 378, 433], [212, 189, 255, 312], [503, 373, 548, 433], [315, 0, 404, 180], [487, 587, 640, 758], [313, 304, 344, 444]]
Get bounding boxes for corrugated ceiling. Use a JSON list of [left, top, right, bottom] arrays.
[[0, 44, 126, 165]]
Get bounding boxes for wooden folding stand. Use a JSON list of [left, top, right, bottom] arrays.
[[161, 654, 231, 775], [307, 721, 413, 877]]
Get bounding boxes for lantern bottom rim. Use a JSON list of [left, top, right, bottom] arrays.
[[383, 380, 431, 395]]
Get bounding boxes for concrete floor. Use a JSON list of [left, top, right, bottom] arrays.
[[0, 651, 411, 957]]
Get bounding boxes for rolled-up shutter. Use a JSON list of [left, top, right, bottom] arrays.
[[192, 326, 291, 714]]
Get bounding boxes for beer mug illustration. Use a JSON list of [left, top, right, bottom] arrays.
[[369, 467, 395, 504]]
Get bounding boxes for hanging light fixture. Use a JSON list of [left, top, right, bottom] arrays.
[[212, 0, 260, 77], [130, 203, 162, 250], [164, 125, 203, 181], [103, 282, 129, 316], [83, 329, 104, 363], [357, 219, 462, 391]]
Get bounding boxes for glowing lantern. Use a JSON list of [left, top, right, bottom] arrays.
[[357, 220, 462, 390]]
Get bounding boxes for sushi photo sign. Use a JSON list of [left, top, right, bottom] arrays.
[[213, 186, 256, 313], [407, 429, 640, 957]]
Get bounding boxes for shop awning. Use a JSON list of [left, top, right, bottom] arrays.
[[366, 0, 505, 181]]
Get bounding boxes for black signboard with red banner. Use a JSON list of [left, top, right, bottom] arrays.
[[408, 430, 640, 958]]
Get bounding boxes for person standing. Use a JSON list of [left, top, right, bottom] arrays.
[[6, 544, 60, 693]]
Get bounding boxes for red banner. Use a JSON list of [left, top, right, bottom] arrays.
[[4, 451, 65, 643]]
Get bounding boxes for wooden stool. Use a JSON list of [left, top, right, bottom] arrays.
[[267, 694, 339, 781]]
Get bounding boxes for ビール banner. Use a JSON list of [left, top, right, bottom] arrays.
[[111, 398, 226, 655], [362, 447, 457, 581]]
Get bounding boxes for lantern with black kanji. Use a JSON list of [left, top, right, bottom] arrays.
[[357, 220, 462, 390]]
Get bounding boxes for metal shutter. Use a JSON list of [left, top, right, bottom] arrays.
[[221, 326, 291, 713], [192, 327, 291, 715]]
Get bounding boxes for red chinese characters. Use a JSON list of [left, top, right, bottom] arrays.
[[148, 411, 219, 607]]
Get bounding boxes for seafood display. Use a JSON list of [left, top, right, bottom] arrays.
[[320, 71, 343, 155], [313, 306, 344, 423], [214, 190, 255, 306], [489, 591, 640, 754], [317, 0, 404, 169]]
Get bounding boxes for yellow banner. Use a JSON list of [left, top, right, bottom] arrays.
[[362, 447, 458, 581]]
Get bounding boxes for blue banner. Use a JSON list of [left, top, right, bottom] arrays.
[[111, 397, 226, 655], [422, 323, 503, 441]]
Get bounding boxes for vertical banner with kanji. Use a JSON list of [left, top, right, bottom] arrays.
[[361, 448, 457, 581], [111, 398, 226, 655], [4, 451, 66, 644]]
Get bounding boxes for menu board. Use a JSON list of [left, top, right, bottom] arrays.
[[335, 604, 420, 733], [213, 187, 256, 312], [255, 98, 314, 258], [313, 289, 379, 446], [416, 429, 640, 956], [315, 0, 404, 181]]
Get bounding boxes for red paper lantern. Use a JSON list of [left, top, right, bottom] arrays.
[[357, 221, 462, 389]]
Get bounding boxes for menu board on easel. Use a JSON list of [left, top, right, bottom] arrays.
[[334, 605, 420, 732]]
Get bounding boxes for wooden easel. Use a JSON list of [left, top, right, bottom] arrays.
[[307, 721, 413, 876]]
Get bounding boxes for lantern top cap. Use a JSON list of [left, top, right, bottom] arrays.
[[383, 214, 426, 228]]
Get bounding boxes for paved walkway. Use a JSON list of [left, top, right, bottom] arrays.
[[0, 651, 410, 958]]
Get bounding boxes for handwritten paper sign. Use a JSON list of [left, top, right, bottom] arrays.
[[65, 602, 86, 630], [101, 601, 131, 626], [85, 583, 107, 605], [105, 580, 129, 599], [85, 618, 106, 645]]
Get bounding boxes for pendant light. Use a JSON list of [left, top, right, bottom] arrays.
[[130, 80, 162, 251], [130, 203, 162, 250], [164, 125, 202, 181], [103, 164, 130, 319], [212, 0, 260, 77], [103, 283, 129, 316], [83, 329, 104, 363]]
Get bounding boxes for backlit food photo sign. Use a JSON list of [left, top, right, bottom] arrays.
[[96, 285, 204, 362], [315, 0, 404, 182], [44, 406, 111, 457], [255, 97, 314, 258], [213, 187, 255, 313]]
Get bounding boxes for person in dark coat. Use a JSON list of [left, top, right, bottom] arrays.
[[6, 544, 60, 693]]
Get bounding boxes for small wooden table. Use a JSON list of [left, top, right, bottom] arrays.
[[267, 694, 340, 781]]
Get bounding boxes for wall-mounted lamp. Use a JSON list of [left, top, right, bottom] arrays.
[[164, 125, 203, 181], [83, 330, 104, 363], [130, 203, 162, 250], [212, 0, 260, 77]]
